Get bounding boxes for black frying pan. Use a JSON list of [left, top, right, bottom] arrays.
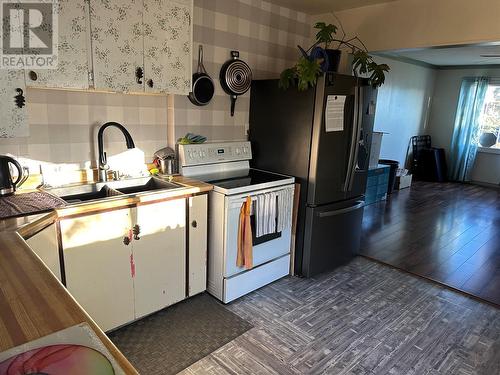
[[219, 51, 252, 116], [188, 45, 214, 106]]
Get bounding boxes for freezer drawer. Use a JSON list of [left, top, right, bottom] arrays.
[[302, 199, 364, 277]]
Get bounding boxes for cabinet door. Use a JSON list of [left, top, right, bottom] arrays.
[[26, 0, 90, 89], [133, 199, 186, 318], [89, 0, 144, 92], [188, 194, 207, 297], [143, 0, 192, 94], [0, 70, 27, 138], [61, 208, 135, 332], [26, 224, 61, 281]]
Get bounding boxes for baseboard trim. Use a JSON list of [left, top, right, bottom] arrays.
[[470, 181, 500, 189]]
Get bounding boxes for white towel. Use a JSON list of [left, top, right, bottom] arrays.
[[277, 186, 294, 232], [256, 192, 276, 237], [255, 187, 294, 237]]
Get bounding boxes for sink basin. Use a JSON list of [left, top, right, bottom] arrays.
[[49, 185, 124, 204], [44, 177, 182, 204], [110, 177, 181, 195]]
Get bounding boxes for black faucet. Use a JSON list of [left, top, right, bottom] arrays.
[[97, 121, 135, 181]]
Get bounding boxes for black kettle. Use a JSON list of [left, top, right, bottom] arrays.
[[0, 155, 28, 196]]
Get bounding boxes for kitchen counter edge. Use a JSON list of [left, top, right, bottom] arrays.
[[0, 176, 213, 374]]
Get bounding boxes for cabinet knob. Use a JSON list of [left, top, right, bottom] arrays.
[[135, 67, 143, 84], [14, 88, 25, 108], [191, 220, 197, 228], [123, 236, 131, 246], [147, 79, 154, 88], [133, 224, 141, 240], [29, 70, 38, 81]]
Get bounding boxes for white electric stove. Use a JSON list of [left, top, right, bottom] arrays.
[[179, 141, 295, 303]]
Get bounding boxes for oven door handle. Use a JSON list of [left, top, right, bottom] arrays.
[[228, 186, 294, 208], [229, 196, 258, 208]]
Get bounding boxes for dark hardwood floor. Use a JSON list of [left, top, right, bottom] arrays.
[[361, 181, 500, 306]]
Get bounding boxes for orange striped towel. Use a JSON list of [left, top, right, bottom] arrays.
[[236, 196, 253, 269]]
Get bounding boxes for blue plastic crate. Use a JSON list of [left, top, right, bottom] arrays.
[[365, 165, 390, 205]]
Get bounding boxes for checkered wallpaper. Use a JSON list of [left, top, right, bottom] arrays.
[[0, 0, 311, 168], [169, 0, 312, 145], [0, 89, 169, 168]]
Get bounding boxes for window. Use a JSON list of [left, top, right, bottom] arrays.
[[478, 84, 500, 149]]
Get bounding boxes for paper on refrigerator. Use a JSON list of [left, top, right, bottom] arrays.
[[325, 95, 346, 132]]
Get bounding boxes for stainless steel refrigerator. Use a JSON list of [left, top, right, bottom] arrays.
[[249, 73, 377, 277]]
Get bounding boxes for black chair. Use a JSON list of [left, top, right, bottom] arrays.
[[410, 135, 447, 182]]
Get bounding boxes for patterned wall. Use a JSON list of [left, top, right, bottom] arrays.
[[0, 89, 168, 168], [169, 0, 311, 145], [0, 0, 311, 168]]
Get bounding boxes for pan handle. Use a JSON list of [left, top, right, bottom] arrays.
[[198, 45, 207, 74], [230, 95, 237, 117]]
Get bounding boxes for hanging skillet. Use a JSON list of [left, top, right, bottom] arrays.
[[219, 51, 252, 116], [188, 45, 215, 106]]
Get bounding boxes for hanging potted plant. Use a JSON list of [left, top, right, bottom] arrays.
[[279, 18, 390, 91]]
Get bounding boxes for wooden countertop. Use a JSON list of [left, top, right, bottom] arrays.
[[0, 175, 213, 373]]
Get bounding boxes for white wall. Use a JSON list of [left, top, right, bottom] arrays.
[[470, 151, 500, 185], [311, 0, 500, 182], [427, 67, 500, 152], [372, 56, 436, 166], [427, 66, 500, 185], [331, 0, 500, 52]]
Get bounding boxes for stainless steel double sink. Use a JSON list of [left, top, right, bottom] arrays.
[[44, 176, 183, 204]]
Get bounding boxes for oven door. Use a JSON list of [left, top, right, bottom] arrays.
[[224, 186, 293, 278]]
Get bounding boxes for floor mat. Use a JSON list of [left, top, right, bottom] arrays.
[[108, 293, 253, 375]]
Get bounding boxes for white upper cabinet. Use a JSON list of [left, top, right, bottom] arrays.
[[0, 70, 27, 138], [26, 0, 90, 89], [143, 0, 192, 94], [0, 5, 27, 138], [17, 0, 192, 94], [89, 0, 145, 92]]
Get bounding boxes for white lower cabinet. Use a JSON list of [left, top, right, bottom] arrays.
[[188, 195, 207, 297], [60, 196, 205, 332], [133, 199, 186, 318], [26, 223, 61, 282], [61, 207, 135, 332]]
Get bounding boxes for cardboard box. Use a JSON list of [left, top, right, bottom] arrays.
[[395, 174, 412, 190], [369, 132, 384, 168]]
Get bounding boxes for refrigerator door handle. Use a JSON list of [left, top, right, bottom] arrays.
[[348, 85, 364, 191], [317, 201, 365, 218], [342, 87, 360, 192]]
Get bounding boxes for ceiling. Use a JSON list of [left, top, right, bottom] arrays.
[[382, 44, 500, 67], [269, 0, 398, 14]]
